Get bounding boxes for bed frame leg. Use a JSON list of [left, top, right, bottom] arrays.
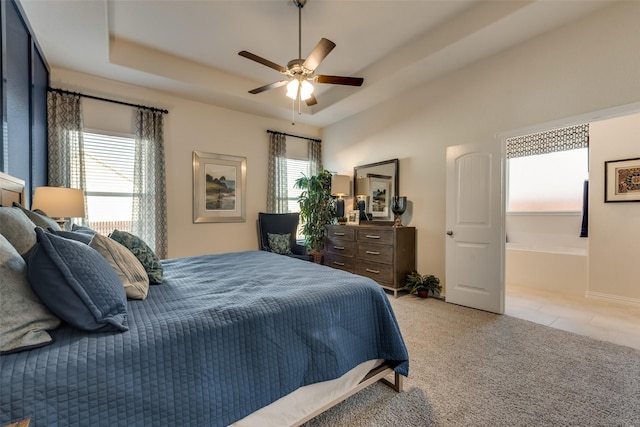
[[380, 372, 403, 392]]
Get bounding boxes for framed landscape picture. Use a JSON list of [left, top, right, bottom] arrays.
[[367, 174, 391, 219], [193, 151, 247, 222], [604, 157, 640, 203]]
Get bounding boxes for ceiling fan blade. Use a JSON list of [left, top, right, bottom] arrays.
[[315, 75, 364, 86], [305, 94, 318, 106], [248, 80, 288, 94], [238, 51, 286, 73], [302, 38, 336, 71]]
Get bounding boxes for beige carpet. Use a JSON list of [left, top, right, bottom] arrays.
[[305, 295, 640, 426]]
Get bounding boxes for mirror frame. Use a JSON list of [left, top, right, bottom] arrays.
[[353, 158, 399, 223]]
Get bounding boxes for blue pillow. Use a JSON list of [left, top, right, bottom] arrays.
[[47, 228, 93, 245], [28, 227, 128, 332], [71, 224, 98, 236]]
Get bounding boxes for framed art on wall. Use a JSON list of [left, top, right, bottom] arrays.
[[193, 151, 247, 222], [604, 157, 640, 203]]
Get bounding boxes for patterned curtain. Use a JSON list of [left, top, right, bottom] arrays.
[[46, 91, 86, 190], [506, 124, 589, 159], [267, 132, 288, 213], [133, 109, 168, 259], [308, 139, 322, 176]]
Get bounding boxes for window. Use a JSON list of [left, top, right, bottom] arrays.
[[80, 131, 136, 234], [284, 158, 310, 213], [506, 124, 589, 212], [508, 147, 588, 212]]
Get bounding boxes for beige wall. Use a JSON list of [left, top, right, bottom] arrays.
[[50, 68, 320, 258], [589, 112, 640, 303], [322, 1, 640, 300]]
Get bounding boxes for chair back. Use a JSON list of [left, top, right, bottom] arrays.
[[257, 212, 301, 252]]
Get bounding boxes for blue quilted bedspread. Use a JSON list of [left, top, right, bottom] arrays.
[[1, 251, 409, 426]]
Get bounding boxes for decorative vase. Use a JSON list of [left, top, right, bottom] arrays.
[[391, 196, 407, 227]]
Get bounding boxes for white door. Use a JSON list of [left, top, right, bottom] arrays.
[[445, 143, 504, 314]]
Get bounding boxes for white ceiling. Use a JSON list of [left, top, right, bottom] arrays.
[[20, 0, 613, 127]]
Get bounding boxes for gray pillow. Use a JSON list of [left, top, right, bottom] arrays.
[[28, 227, 128, 332], [110, 229, 163, 284], [71, 224, 98, 236], [89, 234, 149, 300], [12, 201, 61, 231], [0, 207, 37, 256], [0, 233, 61, 354]]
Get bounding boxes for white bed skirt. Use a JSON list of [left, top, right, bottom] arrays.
[[232, 359, 383, 427]]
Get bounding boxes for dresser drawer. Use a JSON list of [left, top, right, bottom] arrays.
[[356, 260, 394, 285], [357, 243, 393, 264], [325, 253, 355, 272], [326, 239, 356, 257], [356, 228, 394, 245], [327, 226, 355, 241]]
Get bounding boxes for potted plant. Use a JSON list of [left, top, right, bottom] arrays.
[[294, 169, 336, 263], [336, 216, 348, 225], [404, 271, 442, 298]]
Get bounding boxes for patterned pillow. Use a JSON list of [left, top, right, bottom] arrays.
[[48, 228, 93, 245], [28, 227, 128, 332], [0, 233, 60, 354], [109, 229, 163, 284], [12, 202, 61, 231], [268, 233, 292, 255], [0, 207, 37, 257], [89, 234, 149, 300]]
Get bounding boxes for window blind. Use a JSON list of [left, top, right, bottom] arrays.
[[506, 123, 589, 159]]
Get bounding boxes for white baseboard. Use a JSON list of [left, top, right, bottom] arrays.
[[586, 291, 640, 307]]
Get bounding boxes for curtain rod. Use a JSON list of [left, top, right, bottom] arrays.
[[267, 129, 321, 143], [48, 87, 169, 115]]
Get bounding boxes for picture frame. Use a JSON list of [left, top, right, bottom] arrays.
[[367, 173, 391, 219], [193, 151, 247, 222], [604, 157, 640, 203], [346, 210, 360, 226]]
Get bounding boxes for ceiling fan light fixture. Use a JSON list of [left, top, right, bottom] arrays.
[[300, 80, 314, 100], [286, 80, 299, 100]]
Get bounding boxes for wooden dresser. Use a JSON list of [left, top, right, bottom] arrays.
[[325, 224, 416, 297]]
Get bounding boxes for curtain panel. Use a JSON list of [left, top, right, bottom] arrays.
[[46, 91, 86, 190], [267, 132, 288, 213], [506, 123, 589, 159], [133, 109, 168, 259], [308, 139, 322, 176]]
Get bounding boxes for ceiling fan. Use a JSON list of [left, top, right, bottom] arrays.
[[238, 0, 364, 107]]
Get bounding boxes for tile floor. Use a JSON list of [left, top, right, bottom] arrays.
[[505, 285, 640, 351]]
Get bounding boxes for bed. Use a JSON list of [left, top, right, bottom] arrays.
[[0, 172, 409, 427]]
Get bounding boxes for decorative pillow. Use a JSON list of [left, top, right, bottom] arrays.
[[71, 223, 98, 236], [89, 234, 149, 300], [48, 228, 93, 245], [28, 227, 128, 332], [109, 230, 163, 284], [12, 202, 61, 231], [268, 233, 292, 255], [0, 207, 37, 257], [0, 234, 61, 354]]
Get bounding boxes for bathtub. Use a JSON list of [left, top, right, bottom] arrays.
[[505, 243, 588, 296]]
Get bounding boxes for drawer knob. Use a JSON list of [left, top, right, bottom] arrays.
[[333, 246, 345, 250], [366, 250, 380, 255], [366, 268, 380, 274], [365, 235, 381, 239]]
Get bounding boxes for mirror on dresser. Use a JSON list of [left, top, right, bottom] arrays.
[[353, 159, 399, 223]]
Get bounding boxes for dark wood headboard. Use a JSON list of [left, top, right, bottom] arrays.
[[0, 171, 25, 207]]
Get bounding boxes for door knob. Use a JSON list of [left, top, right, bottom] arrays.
[[446, 230, 453, 236]]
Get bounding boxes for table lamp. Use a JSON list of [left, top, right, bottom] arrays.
[[355, 177, 370, 221], [32, 186, 85, 230], [330, 174, 350, 218]]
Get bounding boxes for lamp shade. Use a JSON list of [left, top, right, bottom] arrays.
[[331, 175, 350, 197], [356, 177, 370, 197], [32, 187, 85, 219]]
